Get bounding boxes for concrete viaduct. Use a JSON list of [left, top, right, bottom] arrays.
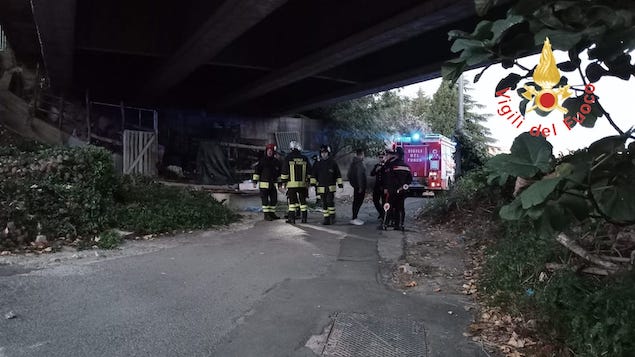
[[0, 0, 508, 116]]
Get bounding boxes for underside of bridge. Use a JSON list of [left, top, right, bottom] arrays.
[[0, 0, 507, 116]]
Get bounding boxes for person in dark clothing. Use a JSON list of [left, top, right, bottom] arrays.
[[252, 144, 282, 221], [311, 145, 343, 225], [370, 152, 386, 220], [281, 140, 311, 224], [347, 149, 367, 225], [382, 146, 412, 230]]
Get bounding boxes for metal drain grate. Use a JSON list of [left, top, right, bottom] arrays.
[[322, 313, 427, 357]]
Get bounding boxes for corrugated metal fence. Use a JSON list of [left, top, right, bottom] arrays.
[[275, 131, 301, 152]]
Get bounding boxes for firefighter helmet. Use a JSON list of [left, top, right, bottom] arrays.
[[289, 140, 300, 150], [265, 143, 276, 151], [320, 144, 331, 153], [384, 141, 397, 154]]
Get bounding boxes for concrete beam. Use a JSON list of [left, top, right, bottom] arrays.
[[145, 0, 289, 96], [219, 0, 474, 108], [274, 61, 448, 116], [31, 0, 77, 93]]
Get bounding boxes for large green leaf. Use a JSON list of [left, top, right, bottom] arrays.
[[486, 134, 554, 178], [519, 177, 564, 209], [499, 198, 524, 220], [509, 133, 554, 174], [487, 154, 541, 177], [536, 202, 572, 237], [470, 20, 494, 40], [474, 0, 498, 17], [533, 29, 582, 50], [558, 191, 591, 221], [491, 15, 525, 41], [461, 46, 492, 66], [588, 134, 628, 157], [441, 58, 467, 84], [451, 38, 484, 53], [592, 184, 635, 223]]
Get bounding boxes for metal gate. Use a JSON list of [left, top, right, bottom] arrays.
[[123, 130, 157, 175]]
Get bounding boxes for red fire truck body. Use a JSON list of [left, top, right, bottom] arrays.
[[397, 134, 456, 196]]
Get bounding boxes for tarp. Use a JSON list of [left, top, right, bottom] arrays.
[[196, 141, 236, 185]]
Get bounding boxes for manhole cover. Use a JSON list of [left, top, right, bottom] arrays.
[[321, 313, 427, 357]]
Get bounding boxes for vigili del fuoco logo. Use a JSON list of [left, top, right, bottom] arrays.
[[495, 38, 599, 138]]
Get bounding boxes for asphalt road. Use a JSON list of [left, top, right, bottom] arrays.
[[1, 202, 486, 357]]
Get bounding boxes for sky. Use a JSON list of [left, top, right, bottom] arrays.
[[395, 50, 634, 155]]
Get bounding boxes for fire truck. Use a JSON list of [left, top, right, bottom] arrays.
[[394, 133, 456, 196]]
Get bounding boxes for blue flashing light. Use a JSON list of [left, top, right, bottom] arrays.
[[411, 132, 421, 141]]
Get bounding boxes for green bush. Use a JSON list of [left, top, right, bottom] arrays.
[[113, 176, 240, 234], [537, 271, 635, 357], [96, 230, 122, 249], [481, 220, 566, 310], [421, 168, 506, 219], [0, 144, 116, 242], [1, 128, 240, 248], [482, 221, 635, 356]]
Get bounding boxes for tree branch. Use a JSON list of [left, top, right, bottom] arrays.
[[556, 233, 619, 270], [577, 64, 626, 135], [514, 61, 530, 72]]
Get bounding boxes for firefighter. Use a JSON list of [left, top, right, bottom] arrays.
[[281, 140, 311, 224], [383, 146, 412, 230], [252, 144, 282, 221], [311, 145, 343, 225], [370, 151, 386, 220]]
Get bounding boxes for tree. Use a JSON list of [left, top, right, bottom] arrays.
[[425, 79, 494, 172], [443, 0, 635, 270]]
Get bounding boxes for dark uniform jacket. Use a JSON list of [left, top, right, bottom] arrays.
[[347, 157, 367, 192], [252, 156, 281, 189], [370, 161, 384, 190], [281, 149, 311, 188], [383, 158, 412, 192], [311, 157, 343, 193]]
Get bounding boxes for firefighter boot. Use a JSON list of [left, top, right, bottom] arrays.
[[322, 216, 331, 225], [286, 211, 296, 224], [270, 211, 281, 220], [301, 211, 307, 223], [264, 212, 273, 221]]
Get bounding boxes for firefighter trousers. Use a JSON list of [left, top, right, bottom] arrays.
[[320, 191, 335, 218], [259, 186, 277, 214], [287, 188, 308, 214]]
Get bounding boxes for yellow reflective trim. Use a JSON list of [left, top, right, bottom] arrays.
[[252, 174, 260, 181], [328, 185, 336, 192], [281, 174, 289, 180], [317, 187, 325, 194], [310, 178, 317, 185], [336, 178, 343, 184], [259, 182, 270, 189], [287, 181, 306, 188]]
